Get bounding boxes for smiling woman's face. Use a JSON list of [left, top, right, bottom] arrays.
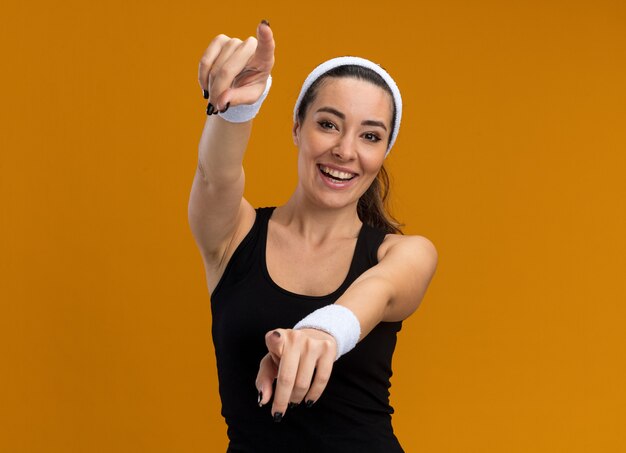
[[293, 76, 394, 210]]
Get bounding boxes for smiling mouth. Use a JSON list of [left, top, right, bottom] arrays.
[[317, 164, 357, 182]]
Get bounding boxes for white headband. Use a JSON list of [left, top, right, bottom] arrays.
[[293, 56, 402, 157]]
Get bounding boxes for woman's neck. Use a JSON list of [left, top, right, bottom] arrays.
[[273, 191, 362, 245]]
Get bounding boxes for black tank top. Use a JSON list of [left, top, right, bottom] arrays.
[[211, 207, 404, 453]]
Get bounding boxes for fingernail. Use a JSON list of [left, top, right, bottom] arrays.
[[220, 102, 230, 113], [288, 402, 298, 409], [272, 331, 281, 338], [261, 19, 270, 27], [258, 391, 263, 407], [207, 103, 214, 115], [273, 412, 283, 422], [305, 400, 315, 408], [203, 89, 209, 99]]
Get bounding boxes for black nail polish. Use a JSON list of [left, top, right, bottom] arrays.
[[273, 412, 283, 422], [261, 19, 270, 27], [207, 103, 214, 115], [258, 391, 263, 407], [220, 102, 230, 114], [203, 89, 209, 99], [288, 402, 298, 409], [273, 331, 281, 338], [305, 400, 315, 408]]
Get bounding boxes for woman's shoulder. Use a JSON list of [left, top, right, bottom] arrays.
[[377, 232, 438, 264]]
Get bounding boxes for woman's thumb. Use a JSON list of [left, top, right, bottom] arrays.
[[265, 329, 285, 358], [214, 83, 266, 111]]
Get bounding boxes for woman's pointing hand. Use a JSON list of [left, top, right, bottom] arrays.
[[198, 20, 275, 112], [256, 328, 336, 421]]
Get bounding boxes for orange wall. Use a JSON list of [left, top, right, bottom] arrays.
[[2, 0, 625, 451]]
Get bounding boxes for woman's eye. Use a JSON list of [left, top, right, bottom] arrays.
[[318, 120, 337, 130], [363, 132, 381, 142]]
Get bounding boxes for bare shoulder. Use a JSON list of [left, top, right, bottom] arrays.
[[378, 233, 438, 265]]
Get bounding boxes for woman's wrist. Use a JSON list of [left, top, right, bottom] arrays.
[[293, 304, 361, 361]]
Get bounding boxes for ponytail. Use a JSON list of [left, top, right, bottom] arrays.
[[357, 165, 403, 234]]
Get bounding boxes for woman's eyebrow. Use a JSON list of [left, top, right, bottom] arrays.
[[316, 107, 388, 131], [316, 106, 345, 119], [361, 120, 387, 131]]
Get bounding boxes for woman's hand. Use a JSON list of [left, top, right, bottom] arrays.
[[256, 328, 337, 421], [198, 20, 275, 112]]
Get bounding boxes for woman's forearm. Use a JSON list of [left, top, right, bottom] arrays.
[[334, 274, 395, 339], [197, 115, 252, 187]]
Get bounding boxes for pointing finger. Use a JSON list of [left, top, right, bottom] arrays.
[[271, 340, 300, 421], [246, 20, 275, 73]]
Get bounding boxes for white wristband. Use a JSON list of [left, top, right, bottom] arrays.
[[293, 305, 361, 361], [218, 75, 272, 123]]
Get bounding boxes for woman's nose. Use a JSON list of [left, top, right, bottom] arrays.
[[332, 135, 356, 160]]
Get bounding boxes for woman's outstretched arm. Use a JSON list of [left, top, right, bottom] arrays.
[[188, 22, 274, 273], [256, 234, 438, 419]]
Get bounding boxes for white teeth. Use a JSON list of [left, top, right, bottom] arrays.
[[320, 165, 356, 180]]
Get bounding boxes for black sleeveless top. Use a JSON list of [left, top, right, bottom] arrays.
[[211, 207, 404, 453]]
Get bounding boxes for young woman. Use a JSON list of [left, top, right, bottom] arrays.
[[189, 20, 438, 453]]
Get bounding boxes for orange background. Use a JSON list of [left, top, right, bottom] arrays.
[[2, 0, 625, 451]]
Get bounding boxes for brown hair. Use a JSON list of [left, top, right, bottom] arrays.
[[296, 65, 404, 234]]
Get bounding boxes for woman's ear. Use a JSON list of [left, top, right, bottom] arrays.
[[292, 119, 301, 146]]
